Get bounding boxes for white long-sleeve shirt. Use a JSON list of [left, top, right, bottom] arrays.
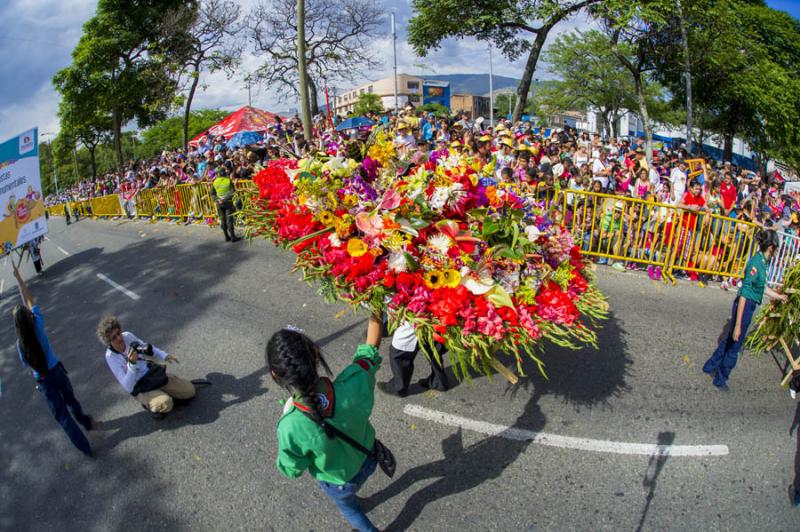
[[105, 331, 168, 393]]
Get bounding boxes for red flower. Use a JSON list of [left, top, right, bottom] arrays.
[[535, 282, 579, 325]]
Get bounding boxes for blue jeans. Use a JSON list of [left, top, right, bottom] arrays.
[[38, 363, 92, 456], [704, 297, 757, 387], [318, 457, 378, 532]]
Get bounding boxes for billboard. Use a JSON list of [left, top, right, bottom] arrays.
[[0, 128, 47, 256], [422, 80, 451, 110]]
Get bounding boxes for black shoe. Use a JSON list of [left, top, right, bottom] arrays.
[[80, 415, 94, 431], [224, 236, 231, 242], [377, 381, 407, 397], [230, 236, 241, 242], [417, 378, 448, 392]]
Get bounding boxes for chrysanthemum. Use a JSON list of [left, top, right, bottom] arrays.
[[427, 232, 452, 255]]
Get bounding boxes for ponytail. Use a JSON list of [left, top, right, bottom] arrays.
[[757, 229, 779, 253], [266, 329, 334, 437], [13, 305, 49, 376]]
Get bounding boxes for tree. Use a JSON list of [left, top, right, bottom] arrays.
[[248, 0, 383, 116], [408, 0, 601, 123], [353, 93, 384, 116], [538, 30, 637, 137], [138, 109, 228, 158], [54, 0, 192, 167], [178, 0, 243, 149], [652, 0, 800, 165]]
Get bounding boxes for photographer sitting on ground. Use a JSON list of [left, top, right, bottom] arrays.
[[97, 316, 195, 418]]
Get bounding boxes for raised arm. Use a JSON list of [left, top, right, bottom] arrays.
[[12, 260, 34, 309]]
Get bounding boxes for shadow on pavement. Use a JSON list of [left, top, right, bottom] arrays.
[[96, 369, 269, 452], [635, 431, 675, 532], [791, 402, 800, 503], [362, 391, 546, 531], [0, 235, 247, 531]]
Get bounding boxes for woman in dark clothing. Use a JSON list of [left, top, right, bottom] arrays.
[[12, 261, 93, 457]]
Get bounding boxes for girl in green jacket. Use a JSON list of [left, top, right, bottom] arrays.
[[267, 314, 383, 532]]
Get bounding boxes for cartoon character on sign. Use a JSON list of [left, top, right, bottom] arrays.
[[26, 185, 40, 201], [4, 195, 16, 220]]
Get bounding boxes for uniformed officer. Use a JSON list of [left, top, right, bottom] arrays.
[[703, 229, 787, 390], [210, 166, 240, 242]]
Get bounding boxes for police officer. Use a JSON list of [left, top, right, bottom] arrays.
[[210, 166, 240, 242], [703, 229, 787, 390]]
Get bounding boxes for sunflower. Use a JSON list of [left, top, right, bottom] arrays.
[[318, 210, 336, 226], [442, 269, 462, 288], [346, 238, 368, 257], [424, 270, 445, 289]]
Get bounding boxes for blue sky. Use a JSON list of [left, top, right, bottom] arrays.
[[0, 0, 796, 141]]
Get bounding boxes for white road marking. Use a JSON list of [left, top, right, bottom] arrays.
[[0, 279, 4, 297], [44, 236, 49, 241], [403, 404, 729, 457], [96, 273, 140, 301], [57, 247, 70, 256]]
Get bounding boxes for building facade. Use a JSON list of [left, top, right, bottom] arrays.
[[450, 94, 491, 119], [332, 74, 424, 116]]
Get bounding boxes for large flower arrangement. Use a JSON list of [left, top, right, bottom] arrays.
[[242, 131, 607, 380]]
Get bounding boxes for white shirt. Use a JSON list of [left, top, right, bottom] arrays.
[[648, 167, 661, 188], [105, 331, 168, 393], [391, 322, 418, 352], [592, 158, 609, 189], [670, 167, 687, 205]]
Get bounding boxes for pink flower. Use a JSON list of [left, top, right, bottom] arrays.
[[379, 189, 401, 210]]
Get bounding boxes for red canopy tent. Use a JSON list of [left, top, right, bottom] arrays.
[[189, 106, 280, 147]]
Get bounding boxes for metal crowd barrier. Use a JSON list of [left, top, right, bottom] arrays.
[[46, 183, 763, 281], [561, 190, 759, 282], [767, 230, 800, 287]]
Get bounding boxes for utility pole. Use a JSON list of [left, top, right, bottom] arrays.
[[676, 0, 693, 152], [391, 11, 398, 111], [296, 0, 312, 141], [488, 45, 494, 127]]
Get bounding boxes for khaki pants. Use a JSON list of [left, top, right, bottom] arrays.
[[136, 375, 196, 413]]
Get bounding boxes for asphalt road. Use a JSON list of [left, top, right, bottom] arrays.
[[1, 217, 798, 531]]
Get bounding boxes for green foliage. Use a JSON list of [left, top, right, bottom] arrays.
[[138, 109, 228, 158], [417, 102, 450, 118], [352, 93, 384, 116], [494, 93, 531, 119]]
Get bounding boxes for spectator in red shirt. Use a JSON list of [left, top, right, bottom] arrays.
[[720, 173, 737, 214], [678, 179, 707, 281]]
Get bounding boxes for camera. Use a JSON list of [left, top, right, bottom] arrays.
[[129, 341, 154, 357]]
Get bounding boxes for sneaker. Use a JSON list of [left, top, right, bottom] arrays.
[[377, 381, 407, 398], [647, 265, 655, 280], [597, 258, 608, 265], [714, 383, 730, 392], [612, 262, 626, 272], [790, 388, 797, 400], [698, 281, 706, 288], [720, 281, 729, 291]]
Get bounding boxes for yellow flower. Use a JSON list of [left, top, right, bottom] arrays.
[[319, 210, 335, 226], [346, 238, 368, 257], [442, 269, 461, 288], [343, 194, 358, 207], [424, 270, 445, 289]]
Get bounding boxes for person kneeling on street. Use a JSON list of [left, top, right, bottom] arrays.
[[97, 316, 195, 418]]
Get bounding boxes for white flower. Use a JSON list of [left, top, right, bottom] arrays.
[[328, 233, 342, 247], [388, 252, 408, 273], [427, 233, 452, 255], [430, 187, 450, 210], [524, 225, 541, 241]]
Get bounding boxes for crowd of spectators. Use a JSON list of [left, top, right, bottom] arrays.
[[45, 107, 795, 287]]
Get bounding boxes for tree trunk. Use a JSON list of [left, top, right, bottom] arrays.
[[677, 0, 693, 152], [112, 106, 123, 169], [88, 145, 98, 178], [600, 112, 611, 138], [723, 131, 734, 163], [183, 63, 201, 150], [296, 0, 312, 141], [633, 72, 652, 163], [308, 78, 319, 117], [513, 25, 552, 123]]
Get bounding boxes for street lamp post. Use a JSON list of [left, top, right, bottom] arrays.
[[488, 45, 494, 127], [391, 10, 398, 111]]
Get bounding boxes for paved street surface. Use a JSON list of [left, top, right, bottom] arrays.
[[1, 218, 798, 531]]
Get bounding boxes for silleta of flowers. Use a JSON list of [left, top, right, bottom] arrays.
[[242, 127, 607, 380]]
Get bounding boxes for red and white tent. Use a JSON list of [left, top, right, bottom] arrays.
[[189, 106, 280, 147]]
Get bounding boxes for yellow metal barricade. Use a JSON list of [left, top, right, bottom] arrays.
[[89, 195, 124, 217], [561, 190, 759, 281]]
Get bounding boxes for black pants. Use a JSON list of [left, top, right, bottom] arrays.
[[387, 342, 449, 394], [217, 199, 237, 240]]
